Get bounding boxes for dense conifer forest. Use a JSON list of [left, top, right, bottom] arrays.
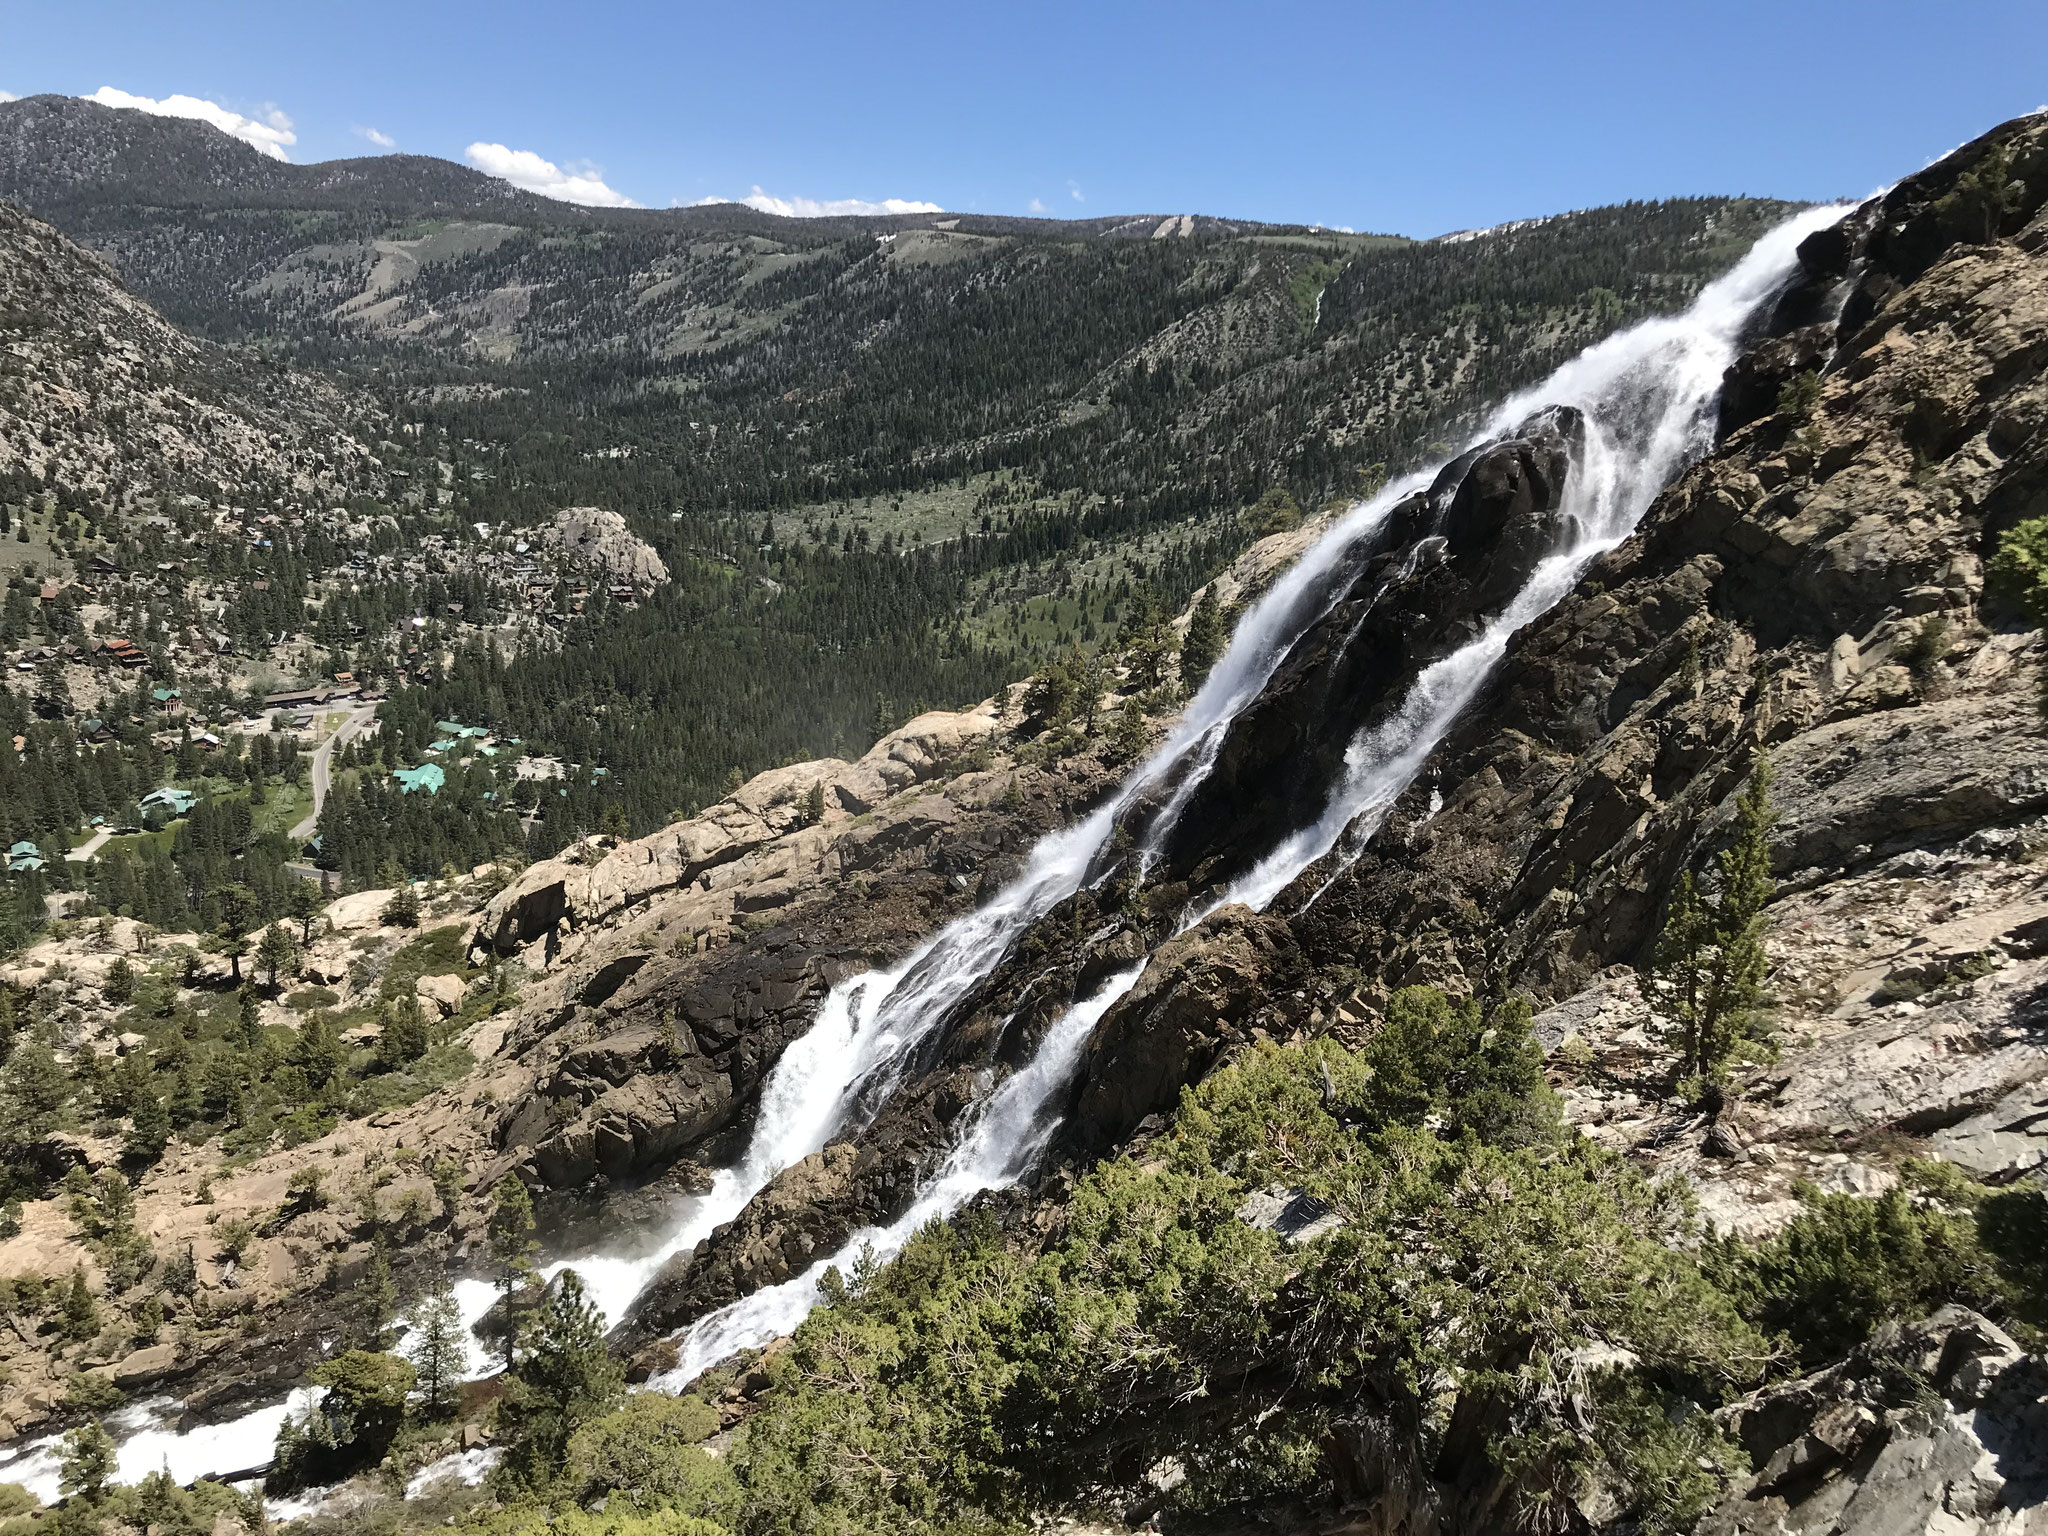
[[0, 96, 1797, 849]]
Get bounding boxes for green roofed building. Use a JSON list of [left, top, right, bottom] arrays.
[[140, 786, 198, 817], [393, 763, 447, 795]]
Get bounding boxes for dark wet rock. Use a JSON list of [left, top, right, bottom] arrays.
[[1147, 406, 1583, 896], [1068, 905, 1297, 1153], [1718, 322, 1838, 436]]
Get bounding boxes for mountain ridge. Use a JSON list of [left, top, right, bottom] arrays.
[[0, 94, 1370, 240]]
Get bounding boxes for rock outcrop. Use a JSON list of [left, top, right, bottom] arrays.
[[1069, 905, 1298, 1151], [542, 506, 669, 589], [1144, 406, 1584, 893], [467, 698, 1098, 1197], [1700, 1308, 2047, 1536]]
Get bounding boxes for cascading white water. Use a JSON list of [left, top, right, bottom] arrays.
[[1226, 202, 1851, 912], [653, 965, 1147, 1384], [0, 1389, 320, 1506], [6, 201, 1847, 1500], [644, 201, 1852, 1381], [531, 465, 1447, 1325]]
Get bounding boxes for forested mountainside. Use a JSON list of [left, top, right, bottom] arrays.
[[0, 203, 382, 511], [0, 95, 1799, 835]]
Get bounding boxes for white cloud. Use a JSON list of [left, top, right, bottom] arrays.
[[1028, 197, 1049, 214], [355, 125, 397, 149], [687, 185, 943, 219], [464, 141, 638, 207], [0, 91, 16, 104], [1068, 180, 1085, 203], [85, 86, 296, 161]]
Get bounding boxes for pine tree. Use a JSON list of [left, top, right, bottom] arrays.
[[60, 1418, 116, 1504], [376, 995, 430, 1068], [381, 884, 421, 928], [351, 1244, 398, 1351], [497, 1269, 623, 1488], [235, 984, 265, 1052], [102, 956, 136, 1006], [123, 1085, 170, 1165], [1640, 760, 1776, 1084], [289, 878, 323, 944], [1179, 587, 1226, 691], [213, 885, 259, 983], [488, 1175, 540, 1356], [256, 924, 298, 990], [1111, 696, 1148, 762], [61, 1266, 100, 1341], [0, 1036, 72, 1142], [405, 1283, 466, 1418]]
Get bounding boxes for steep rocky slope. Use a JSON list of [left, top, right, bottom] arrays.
[[475, 113, 2047, 1527], [0, 653, 1153, 1441], [0, 201, 381, 502], [1, 108, 2045, 1536]]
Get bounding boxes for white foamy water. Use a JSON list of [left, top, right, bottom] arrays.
[[4, 201, 1848, 1499], [648, 201, 1851, 1379], [0, 1387, 319, 1505], [1225, 202, 1851, 912], [653, 965, 1146, 1386]]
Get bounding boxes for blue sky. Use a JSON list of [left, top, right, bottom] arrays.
[[2, 0, 2044, 234]]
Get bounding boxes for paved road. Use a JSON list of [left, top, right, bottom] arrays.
[[65, 829, 113, 863], [290, 703, 378, 841]]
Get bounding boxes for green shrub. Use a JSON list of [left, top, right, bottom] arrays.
[[730, 996, 1763, 1536], [1248, 487, 1302, 536], [1899, 614, 1951, 679], [460, 1506, 730, 1536], [1723, 1172, 2011, 1366], [63, 1372, 125, 1414], [1775, 369, 1822, 418], [271, 1350, 415, 1493], [565, 1394, 735, 1516], [1354, 985, 1554, 1144], [1990, 516, 2048, 714], [1976, 1183, 2048, 1329], [1990, 516, 2048, 620]]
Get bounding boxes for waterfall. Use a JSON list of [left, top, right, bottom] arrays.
[[645, 200, 1851, 1382], [0, 201, 1847, 1498]]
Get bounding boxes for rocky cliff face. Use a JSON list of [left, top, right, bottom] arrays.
[[571, 113, 2048, 1521], [1138, 407, 1584, 892], [1246, 113, 2048, 1235], [1700, 1307, 2046, 1535]]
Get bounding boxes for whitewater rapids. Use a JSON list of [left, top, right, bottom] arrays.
[[0, 199, 1848, 1501]]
